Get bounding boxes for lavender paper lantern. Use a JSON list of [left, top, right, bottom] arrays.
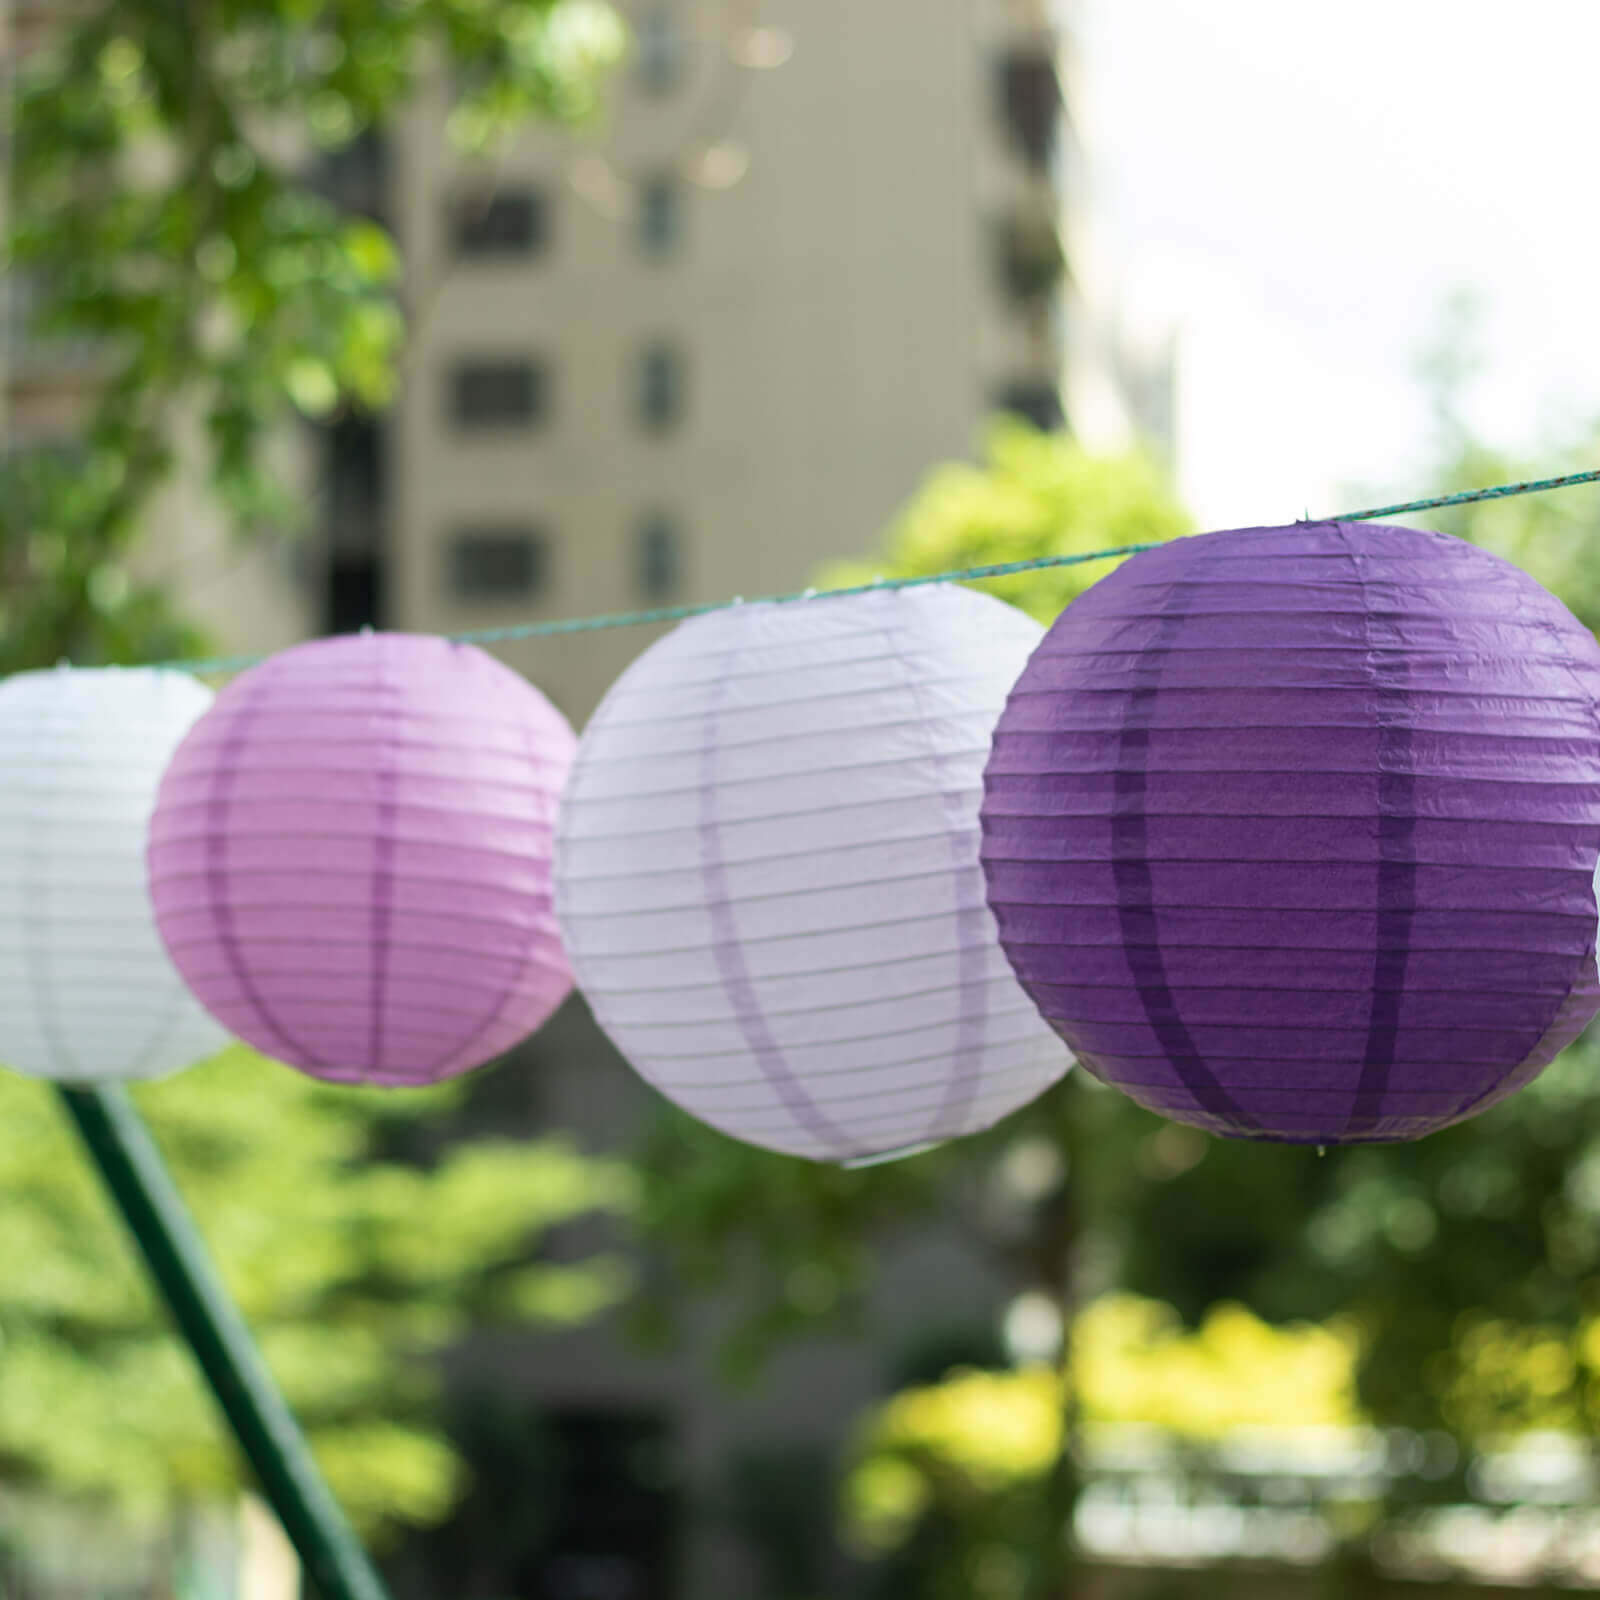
[[149, 632, 576, 1086], [981, 521, 1600, 1144], [0, 667, 231, 1082], [553, 585, 1071, 1163]]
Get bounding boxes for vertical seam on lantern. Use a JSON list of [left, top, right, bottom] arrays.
[[21, 682, 83, 1079], [879, 589, 989, 1147], [1447, 607, 1599, 1124], [1341, 523, 1418, 1140], [368, 636, 397, 1083], [204, 677, 329, 1070], [1108, 552, 1257, 1134], [1540, 607, 1600, 1001], [697, 606, 858, 1159]]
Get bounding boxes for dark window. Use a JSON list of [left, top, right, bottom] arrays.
[[450, 359, 545, 426], [634, 11, 685, 95], [997, 213, 1065, 304], [326, 557, 383, 634], [453, 187, 547, 258], [7, 269, 100, 371], [995, 380, 1063, 432], [449, 528, 549, 600], [520, 1411, 679, 1600], [311, 128, 388, 221], [4, 271, 37, 355], [636, 176, 680, 259], [324, 412, 384, 552], [998, 51, 1061, 172], [635, 514, 682, 599], [636, 343, 685, 431], [321, 413, 386, 632], [390, 1396, 680, 1600]]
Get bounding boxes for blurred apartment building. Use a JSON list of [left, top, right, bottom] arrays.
[[322, 0, 1165, 723]]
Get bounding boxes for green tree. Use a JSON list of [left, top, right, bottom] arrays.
[[818, 417, 1193, 622], [632, 391, 1600, 1597], [1406, 291, 1600, 631], [2, 0, 624, 670], [0, 1047, 634, 1539]]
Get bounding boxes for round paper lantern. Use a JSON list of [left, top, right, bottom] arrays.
[[148, 632, 576, 1087], [981, 521, 1600, 1144], [554, 584, 1072, 1163], [0, 667, 231, 1082]]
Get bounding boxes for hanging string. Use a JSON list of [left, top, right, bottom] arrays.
[[138, 464, 1600, 677], [1335, 465, 1600, 525]]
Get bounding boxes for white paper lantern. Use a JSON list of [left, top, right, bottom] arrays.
[[0, 667, 231, 1082], [554, 584, 1071, 1162]]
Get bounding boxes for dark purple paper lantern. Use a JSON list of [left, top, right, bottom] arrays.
[[980, 521, 1600, 1144]]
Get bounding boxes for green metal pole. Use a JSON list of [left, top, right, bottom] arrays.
[[57, 1083, 392, 1600]]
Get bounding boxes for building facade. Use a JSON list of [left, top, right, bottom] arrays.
[[335, 0, 1132, 724]]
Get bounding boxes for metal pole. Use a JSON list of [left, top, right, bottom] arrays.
[[57, 1083, 393, 1600]]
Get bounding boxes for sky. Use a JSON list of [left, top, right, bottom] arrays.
[[1080, 0, 1600, 529]]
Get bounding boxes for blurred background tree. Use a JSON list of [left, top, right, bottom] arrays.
[[818, 419, 1193, 624], [842, 1297, 1359, 1600], [1409, 288, 1600, 631], [1, 0, 624, 671], [0, 1048, 634, 1539], [629, 382, 1600, 1599]]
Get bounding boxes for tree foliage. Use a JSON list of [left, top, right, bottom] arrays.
[[2, 0, 624, 671], [632, 392, 1600, 1595], [843, 1295, 1359, 1594], [0, 1047, 634, 1537], [818, 418, 1194, 622]]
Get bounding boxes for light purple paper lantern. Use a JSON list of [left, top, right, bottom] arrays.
[[981, 521, 1600, 1144], [554, 585, 1072, 1163], [149, 632, 576, 1086]]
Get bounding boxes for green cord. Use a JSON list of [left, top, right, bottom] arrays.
[[119, 463, 1600, 678]]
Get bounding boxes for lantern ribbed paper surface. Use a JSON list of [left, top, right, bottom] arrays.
[[0, 667, 231, 1082], [981, 521, 1600, 1144], [554, 585, 1071, 1163], [149, 633, 576, 1086]]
